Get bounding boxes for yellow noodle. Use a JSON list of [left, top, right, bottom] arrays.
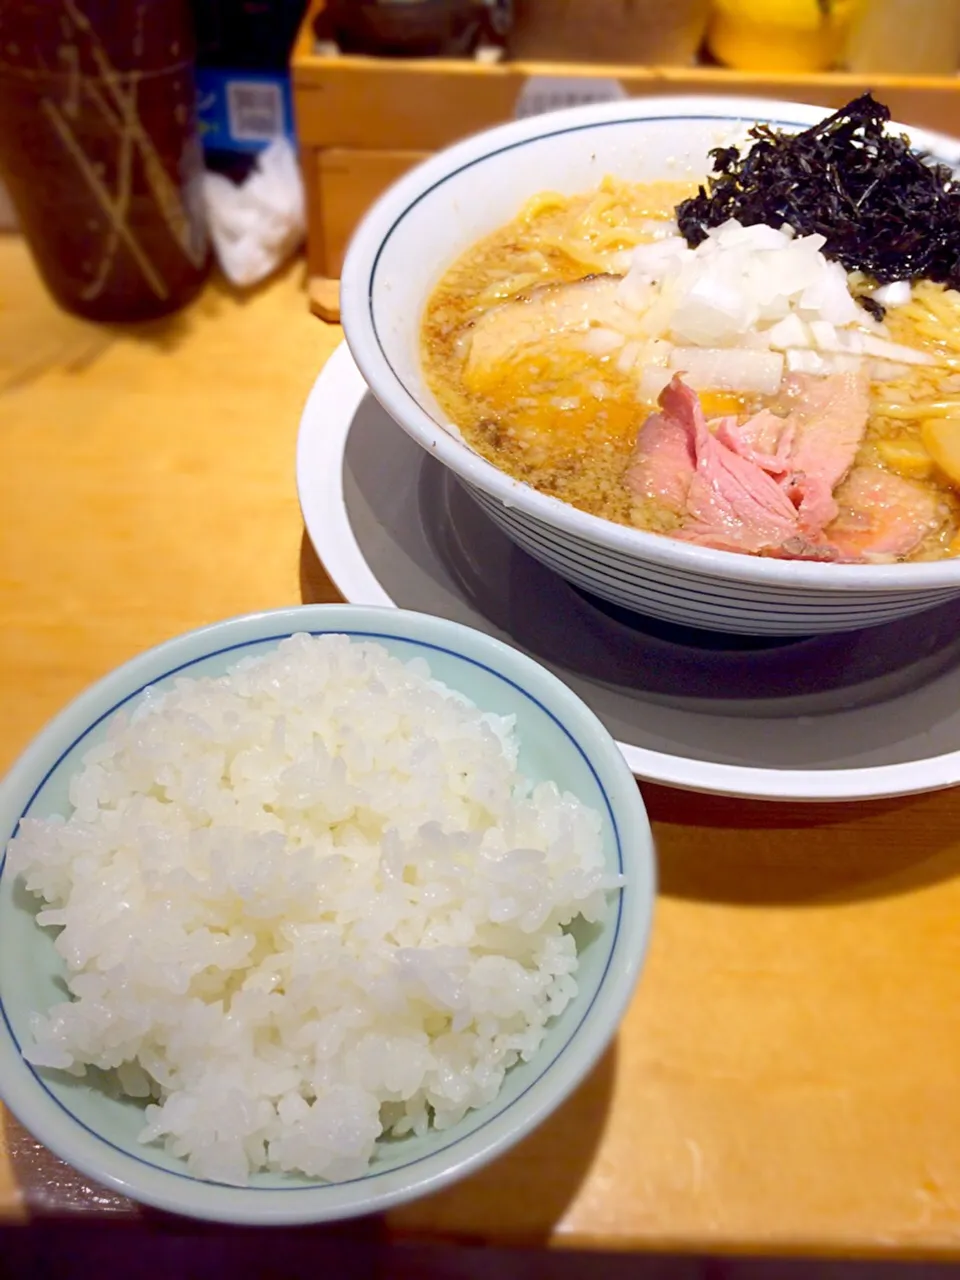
[[871, 399, 960, 419], [519, 191, 570, 222], [906, 321, 960, 353], [888, 309, 960, 354], [899, 285, 960, 327], [590, 227, 649, 249], [523, 234, 612, 272], [578, 191, 617, 221], [891, 303, 937, 331], [915, 281, 960, 323], [473, 272, 547, 308]]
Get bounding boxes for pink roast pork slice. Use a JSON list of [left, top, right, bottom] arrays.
[[624, 372, 874, 559], [625, 377, 833, 558], [827, 466, 947, 561]]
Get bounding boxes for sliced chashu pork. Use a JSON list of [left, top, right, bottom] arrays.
[[715, 372, 945, 556], [826, 467, 946, 562], [623, 383, 697, 519], [780, 373, 870, 492], [625, 374, 944, 561], [463, 274, 636, 382], [625, 377, 830, 557], [776, 372, 871, 531], [712, 372, 870, 532]]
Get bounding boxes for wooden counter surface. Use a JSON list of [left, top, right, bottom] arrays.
[[3, 235, 960, 1255]]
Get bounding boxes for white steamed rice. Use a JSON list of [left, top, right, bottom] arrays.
[[8, 633, 619, 1185]]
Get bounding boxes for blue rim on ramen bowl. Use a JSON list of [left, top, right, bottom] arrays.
[[339, 96, 960, 637], [0, 604, 654, 1224]]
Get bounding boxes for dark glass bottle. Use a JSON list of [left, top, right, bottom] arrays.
[[0, 0, 210, 322]]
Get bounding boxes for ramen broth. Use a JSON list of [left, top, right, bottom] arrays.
[[421, 176, 960, 562]]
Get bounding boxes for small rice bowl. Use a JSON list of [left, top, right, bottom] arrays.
[[7, 633, 621, 1186]]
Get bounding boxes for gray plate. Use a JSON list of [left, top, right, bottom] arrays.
[[297, 345, 960, 800]]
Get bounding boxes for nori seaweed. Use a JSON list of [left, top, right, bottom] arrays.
[[676, 94, 960, 288]]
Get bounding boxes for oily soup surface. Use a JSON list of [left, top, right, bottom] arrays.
[[420, 176, 960, 561]]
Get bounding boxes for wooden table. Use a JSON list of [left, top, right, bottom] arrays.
[[3, 233, 960, 1256]]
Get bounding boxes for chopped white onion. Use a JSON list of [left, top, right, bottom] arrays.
[[644, 338, 673, 367], [809, 319, 840, 351], [860, 334, 936, 365], [872, 280, 912, 307], [797, 262, 860, 325], [807, 321, 868, 356], [835, 330, 865, 354], [616, 339, 643, 374], [626, 237, 691, 281], [611, 216, 932, 394], [608, 250, 636, 275], [618, 274, 656, 314], [786, 349, 832, 376], [638, 364, 675, 401], [740, 329, 776, 350], [870, 360, 912, 381], [668, 347, 784, 395], [620, 338, 672, 383], [641, 218, 681, 241], [580, 327, 626, 356], [786, 349, 863, 376], [671, 271, 759, 347], [708, 221, 794, 251], [768, 314, 812, 350], [829, 353, 865, 373]]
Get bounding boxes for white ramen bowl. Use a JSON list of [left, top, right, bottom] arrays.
[[340, 96, 960, 636]]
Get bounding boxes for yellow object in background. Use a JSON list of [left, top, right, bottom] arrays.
[[845, 0, 960, 73], [922, 419, 960, 489], [708, 0, 864, 71]]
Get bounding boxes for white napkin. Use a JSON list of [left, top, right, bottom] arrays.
[[203, 138, 306, 287]]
